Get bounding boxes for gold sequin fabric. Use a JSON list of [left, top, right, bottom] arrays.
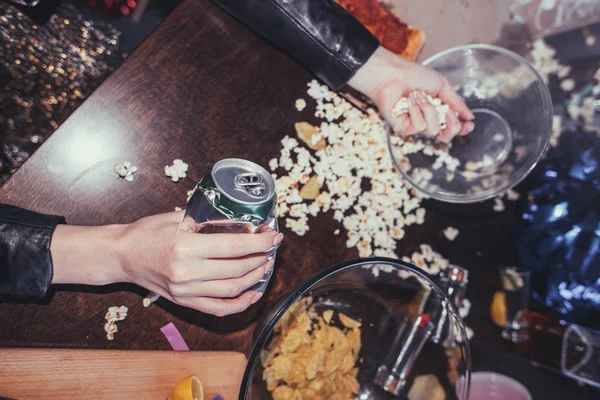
[[0, 2, 123, 184]]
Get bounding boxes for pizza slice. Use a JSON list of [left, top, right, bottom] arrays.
[[335, 0, 426, 61]]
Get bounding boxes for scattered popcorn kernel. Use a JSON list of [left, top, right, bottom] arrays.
[[493, 197, 506, 212], [560, 78, 575, 92], [295, 98, 307, 111], [443, 226, 459, 241], [114, 161, 138, 181], [104, 305, 128, 340], [165, 159, 189, 182]]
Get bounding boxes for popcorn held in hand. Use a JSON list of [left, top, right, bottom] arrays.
[[165, 159, 189, 182], [391, 91, 452, 130], [114, 161, 138, 182], [391, 97, 410, 117]]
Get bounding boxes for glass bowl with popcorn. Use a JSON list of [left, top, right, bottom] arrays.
[[239, 258, 472, 400], [388, 44, 553, 203]]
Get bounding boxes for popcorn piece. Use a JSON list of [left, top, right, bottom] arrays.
[[391, 92, 451, 130], [567, 93, 598, 125], [530, 39, 565, 84], [114, 161, 138, 182], [493, 197, 506, 212], [560, 78, 575, 92], [105, 322, 117, 335], [334, 229, 340, 235], [295, 98, 307, 111], [143, 292, 160, 307], [165, 159, 189, 182], [506, 189, 520, 201], [391, 97, 409, 117], [285, 217, 309, 236], [269, 158, 278, 171], [174, 206, 182, 212], [459, 298, 472, 319], [104, 305, 128, 340], [493, 133, 505, 142], [466, 327, 474, 340], [585, 34, 597, 47], [557, 65, 571, 79], [443, 226, 459, 241]]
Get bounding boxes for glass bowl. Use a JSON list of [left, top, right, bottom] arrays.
[[239, 258, 471, 399], [387, 44, 553, 203]]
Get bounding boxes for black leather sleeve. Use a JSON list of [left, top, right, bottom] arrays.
[[0, 204, 65, 297], [213, 0, 380, 90]]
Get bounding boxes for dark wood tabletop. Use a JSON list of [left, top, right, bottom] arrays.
[[0, 1, 596, 398]]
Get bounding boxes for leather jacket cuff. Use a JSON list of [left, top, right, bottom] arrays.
[[0, 204, 65, 297], [213, 0, 380, 90]]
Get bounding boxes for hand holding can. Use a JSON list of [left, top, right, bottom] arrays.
[[142, 159, 280, 315], [121, 210, 282, 316]]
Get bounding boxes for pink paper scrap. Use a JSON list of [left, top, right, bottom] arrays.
[[160, 322, 190, 351]]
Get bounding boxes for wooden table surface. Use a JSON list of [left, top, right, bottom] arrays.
[[0, 0, 516, 360], [5, 1, 599, 399]]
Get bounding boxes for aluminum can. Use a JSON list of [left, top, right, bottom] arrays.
[[182, 158, 278, 293]]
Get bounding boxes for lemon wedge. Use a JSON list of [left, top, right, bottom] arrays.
[[490, 291, 507, 327], [168, 375, 204, 400]]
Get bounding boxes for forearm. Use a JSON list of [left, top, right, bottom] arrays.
[[50, 224, 126, 286], [348, 46, 406, 98], [213, 0, 379, 90]]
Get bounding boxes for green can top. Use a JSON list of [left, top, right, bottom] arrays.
[[198, 158, 276, 220]]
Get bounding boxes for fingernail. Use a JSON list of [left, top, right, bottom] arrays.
[[416, 92, 428, 104], [447, 111, 458, 124], [264, 259, 275, 274], [467, 110, 475, 120], [251, 292, 263, 305], [273, 233, 284, 246], [409, 92, 417, 105]]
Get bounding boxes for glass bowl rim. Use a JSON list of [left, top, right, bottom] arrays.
[[238, 256, 472, 399], [387, 43, 554, 204]]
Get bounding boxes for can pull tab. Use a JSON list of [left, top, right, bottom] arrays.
[[234, 173, 267, 198]]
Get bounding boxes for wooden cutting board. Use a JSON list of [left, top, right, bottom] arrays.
[[0, 348, 246, 400]]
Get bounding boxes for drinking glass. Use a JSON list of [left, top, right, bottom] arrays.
[[561, 324, 600, 388], [500, 267, 531, 343]]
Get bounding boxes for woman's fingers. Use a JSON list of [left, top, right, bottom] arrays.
[[178, 290, 261, 317], [172, 259, 273, 299], [177, 230, 283, 259], [438, 79, 474, 121], [385, 110, 409, 134], [459, 121, 476, 136], [406, 92, 427, 135], [438, 111, 462, 143], [207, 253, 272, 280], [387, 113, 410, 137], [415, 91, 440, 136], [169, 252, 272, 283]]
